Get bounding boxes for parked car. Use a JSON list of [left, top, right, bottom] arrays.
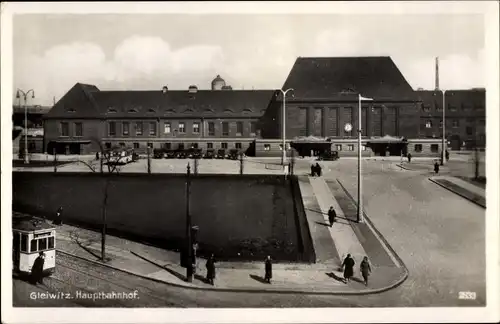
[[164, 150, 176, 159], [317, 150, 339, 161], [187, 148, 203, 159], [153, 148, 164, 159], [216, 149, 227, 159], [228, 148, 241, 160], [204, 149, 215, 159]]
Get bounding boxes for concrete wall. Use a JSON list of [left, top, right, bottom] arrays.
[[13, 172, 312, 262]]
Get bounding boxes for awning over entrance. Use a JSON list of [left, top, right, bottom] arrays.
[[292, 135, 330, 143], [368, 135, 406, 143]]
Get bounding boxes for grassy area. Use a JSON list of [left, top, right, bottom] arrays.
[[456, 176, 486, 189]]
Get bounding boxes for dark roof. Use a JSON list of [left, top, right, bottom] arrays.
[[416, 89, 486, 108], [92, 89, 276, 118], [13, 214, 55, 232], [44, 83, 103, 119], [282, 56, 417, 101]]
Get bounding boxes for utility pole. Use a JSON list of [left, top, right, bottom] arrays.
[[185, 163, 193, 282]]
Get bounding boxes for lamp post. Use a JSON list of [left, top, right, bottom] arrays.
[[278, 88, 294, 165], [441, 90, 446, 166], [185, 163, 193, 282], [357, 94, 373, 223], [16, 89, 35, 164]]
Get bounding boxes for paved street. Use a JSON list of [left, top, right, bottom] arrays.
[[322, 159, 486, 306]]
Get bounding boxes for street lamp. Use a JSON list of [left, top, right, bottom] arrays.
[[16, 89, 35, 164], [440, 90, 446, 166], [357, 94, 373, 223], [278, 88, 294, 165], [185, 163, 193, 282]]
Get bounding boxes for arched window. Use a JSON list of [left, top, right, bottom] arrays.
[[128, 108, 138, 113]]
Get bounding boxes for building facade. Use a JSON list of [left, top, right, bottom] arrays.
[[41, 58, 486, 157], [43, 76, 274, 155]]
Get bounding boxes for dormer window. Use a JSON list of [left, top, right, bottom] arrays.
[[242, 108, 253, 114], [223, 109, 234, 113], [183, 109, 194, 114], [128, 108, 138, 113], [67, 108, 76, 113], [147, 108, 156, 113], [164, 109, 175, 114], [203, 108, 215, 113], [107, 107, 117, 113]]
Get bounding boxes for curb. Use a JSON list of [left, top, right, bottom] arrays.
[[55, 249, 403, 296], [428, 178, 486, 209], [334, 180, 409, 291]]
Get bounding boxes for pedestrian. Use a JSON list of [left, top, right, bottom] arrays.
[[360, 256, 372, 286], [264, 255, 273, 284], [407, 153, 412, 163], [54, 206, 63, 225], [434, 161, 440, 174], [205, 254, 216, 285], [310, 164, 316, 177], [445, 150, 449, 161], [328, 206, 336, 227], [96, 151, 99, 161], [315, 163, 322, 177], [341, 254, 355, 283], [31, 252, 45, 285]]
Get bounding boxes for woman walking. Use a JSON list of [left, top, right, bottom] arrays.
[[205, 254, 216, 285], [264, 255, 273, 284], [341, 254, 355, 283], [360, 256, 372, 286]]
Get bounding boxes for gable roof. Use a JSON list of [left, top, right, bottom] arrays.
[[282, 56, 417, 101], [44, 83, 102, 119], [91, 89, 276, 118]]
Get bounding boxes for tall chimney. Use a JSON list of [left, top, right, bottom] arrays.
[[435, 57, 440, 91]]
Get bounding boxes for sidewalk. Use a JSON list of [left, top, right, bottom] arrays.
[[395, 161, 449, 173], [429, 176, 486, 208]]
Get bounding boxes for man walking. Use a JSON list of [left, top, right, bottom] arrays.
[[328, 206, 336, 227], [264, 255, 273, 284], [407, 153, 412, 163], [434, 161, 440, 174], [360, 256, 372, 286], [54, 206, 63, 225], [31, 252, 45, 285], [205, 254, 216, 286]]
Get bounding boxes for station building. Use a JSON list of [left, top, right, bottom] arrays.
[[41, 56, 486, 157]]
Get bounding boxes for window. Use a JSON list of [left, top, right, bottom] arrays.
[[38, 238, 47, 251], [221, 142, 228, 149], [414, 144, 423, 152], [29, 142, 36, 150], [105, 142, 112, 149], [422, 104, 430, 112], [74, 122, 83, 137], [107, 107, 117, 113], [264, 144, 270, 151], [439, 120, 443, 128], [448, 105, 457, 111], [425, 120, 432, 129], [222, 122, 229, 136], [178, 143, 185, 150], [48, 237, 54, 249], [452, 120, 459, 128], [236, 122, 243, 136], [147, 108, 156, 113], [135, 122, 143, 135], [466, 126, 473, 135], [475, 104, 484, 111], [30, 239, 37, 252], [431, 144, 439, 152], [208, 122, 215, 136], [133, 142, 140, 149], [60, 122, 69, 136], [20, 234, 28, 252], [119, 142, 125, 147], [164, 122, 171, 134], [123, 122, 130, 136], [147, 142, 153, 148], [179, 122, 186, 133], [162, 143, 170, 150], [108, 122, 116, 136], [250, 122, 257, 135], [235, 143, 242, 149], [207, 143, 213, 149], [193, 122, 200, 134], [336, 145, 342, 151], [347, 145, 355, 151], [191, 143, 198, 149], [128, 109, 138, 113], [149, 122, 157, 136]]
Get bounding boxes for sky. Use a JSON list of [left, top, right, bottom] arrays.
[[13, 13, 485, 106]]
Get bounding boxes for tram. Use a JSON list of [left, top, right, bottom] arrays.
[[12, 214, 56, 276]]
